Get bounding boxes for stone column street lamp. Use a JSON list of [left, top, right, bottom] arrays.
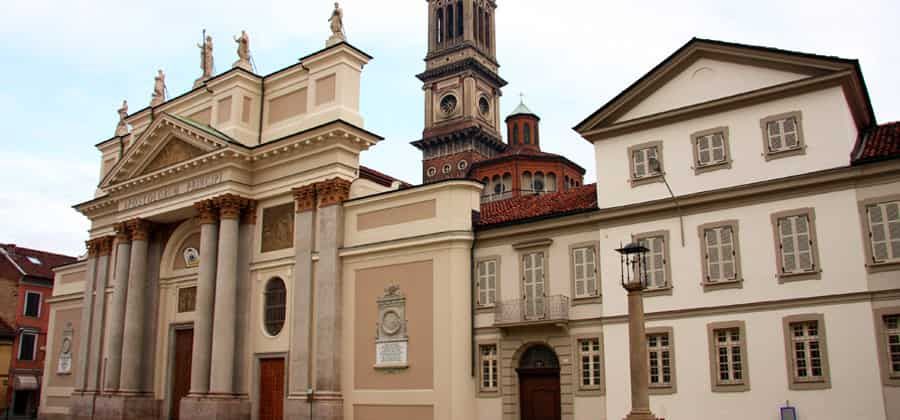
[[616, 242, 658, 420]]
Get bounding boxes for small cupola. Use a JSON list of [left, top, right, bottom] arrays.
[[505, 97, 541, 151]]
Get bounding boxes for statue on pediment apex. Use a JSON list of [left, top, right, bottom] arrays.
[[233, 30, 252, 71], [194, 33, 214, 87], [151, 69, 167, 107], [115, 100, 130, 136], [327, 2, 346, 47]]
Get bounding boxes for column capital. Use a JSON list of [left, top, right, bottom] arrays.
[[292, 184, 317, 213], [85, 238, 102, 258], [114, 223, 131, 243], [96, 236, 115, 257], [315, 178, 352, 208], [214, 194, 249, 220], [194, 199, 219, 225], [241, 200, 258, 225], [126, 219, 153, 242]]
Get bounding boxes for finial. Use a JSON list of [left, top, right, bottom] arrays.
[[520, 92, 525, 104]]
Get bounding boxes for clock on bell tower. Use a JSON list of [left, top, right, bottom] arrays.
[[412, 0, 508, 183]]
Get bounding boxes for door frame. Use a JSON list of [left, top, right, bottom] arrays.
[[252, 352, 288, 420], [163, 322, 194, 420], [516, 367, 562, 420]]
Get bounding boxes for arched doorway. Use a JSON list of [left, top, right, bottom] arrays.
[[516, 344, 561, 420]]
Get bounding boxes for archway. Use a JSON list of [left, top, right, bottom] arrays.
[[516, 344, 561, 420]]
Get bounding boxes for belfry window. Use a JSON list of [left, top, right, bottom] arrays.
[[524, 124, 531, 144], [446, 6, 454, 40], [436, 9, 444, 44], [456, 2, 464, 36], [264, 277, 287, 336], [512, 124, 519, 144]]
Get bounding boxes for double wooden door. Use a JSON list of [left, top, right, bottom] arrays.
[[518, 368, 561, 420], [258, 358, 285, 420], [171, 328, 193, 420]]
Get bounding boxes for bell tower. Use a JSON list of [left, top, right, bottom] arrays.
[[412, 0, 508, 183]]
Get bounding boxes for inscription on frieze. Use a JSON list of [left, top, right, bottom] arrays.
[[121, 172, 223, 210]]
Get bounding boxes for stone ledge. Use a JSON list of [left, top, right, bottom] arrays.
[[93, 394, 160, 420], [180, 395, 251, 420]]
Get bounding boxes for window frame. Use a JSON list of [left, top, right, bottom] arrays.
[[632, 231, 673, 296], [691, 127, 733, 174], [771, 208, 823, 282], [514, 240, 552, 320], [646, 326, 676, 394], [263, 277, 287, 337], [627, 141, 665, 187], [858, 194, 900, 273], [707, 321, 750, 392], [574, 334, 605, 395], [17, 331, 38, 361], [873, 306, 900, 386], [23, 291, 42, 318], [476, 340, 501, 397], [474, 256, 501, 313], [569, 241, 601, 304], [760, 111, 806, 161], [782, 313, 831, 390], [698, 221, 743, 291]]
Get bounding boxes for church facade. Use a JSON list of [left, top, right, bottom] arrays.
[[39, 2, 900, 420]]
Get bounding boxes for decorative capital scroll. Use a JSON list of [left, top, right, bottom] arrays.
[[292, 184, 317, 213], [85, 238, 101, 258], [194, 199, 219, 225], [214, 193, 247, 220], [97, 236, 115, 257], [241, 199, 258, 225], [114, 223, 131, 242], [315, 178, 352, 208], [126, 218, 153, 242]]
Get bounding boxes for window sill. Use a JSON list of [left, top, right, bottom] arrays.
[[475, 306, 496, 314], [777, 269, 822, 283], [476, 389, 501, 398], [711, 382, 750, 393], [693, 160, 732, 175], [788, 379, 830, 391], [572, 295, 602, 306], [643, 286, 673, 297], [630, 173, 665, 187], [764, 146, 806, 161], [648, 385, 676, 395], [866, 260, 900, 274], [575, 387, 604, 397], [701, 279, 743, 292]]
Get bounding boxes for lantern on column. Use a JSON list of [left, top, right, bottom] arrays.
[[615, 242, 650, 290]]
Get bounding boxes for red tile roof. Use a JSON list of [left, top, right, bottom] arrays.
[[0, 317, 14, 339], [477, 184, 598, 228], [469, 147, 587, 174], [359, 166, 411, 188], [0, 244, 78, 280], [853, 122, 900, 164]]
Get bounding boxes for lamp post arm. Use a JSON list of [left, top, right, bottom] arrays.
[[661, 176, 685, 247]]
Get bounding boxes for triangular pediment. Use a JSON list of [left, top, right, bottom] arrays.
[[575, 38, 865, 133], [101, 113, 237, 187]]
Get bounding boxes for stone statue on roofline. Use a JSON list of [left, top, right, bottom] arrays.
[[327, 2, 346, 47], [233, 30, 252, 71], [150, 69, 166, 107], [115, 100, 130, 136], [194, 33, 214, 87]]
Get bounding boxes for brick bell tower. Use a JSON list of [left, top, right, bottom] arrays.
[[412, 0, 508, 183]]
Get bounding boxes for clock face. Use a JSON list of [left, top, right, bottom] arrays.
[[440, 94, 458, 115], [183, 247, 200, 268], [381, 311, 402, 335], [478, 96, 490, 116]]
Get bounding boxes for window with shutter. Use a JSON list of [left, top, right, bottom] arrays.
[[695, 132, 728, 166], [629, 142, 664, 185], [867, 201, 900, 264], [572, 246, 598, 299], [476, 259, 498, 307], [638, 235, 668, 289], [773, 209, 820, 279], [702, 225, 738, 283], [761, 112, 806, 160], [522, 252, 546, 319]]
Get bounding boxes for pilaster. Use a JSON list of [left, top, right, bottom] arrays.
[[287, 184, 317, 408]]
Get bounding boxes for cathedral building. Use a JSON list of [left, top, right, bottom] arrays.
[[39, 1, 900, 420]]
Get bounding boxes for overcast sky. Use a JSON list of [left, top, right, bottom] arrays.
[[1, 0, 898, 256]]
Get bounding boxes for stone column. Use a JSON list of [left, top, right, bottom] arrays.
[[625, 284, 657, 420], [86, 236, 114, 393], [189, 200, 219, 396], [119, 219, 152, 395], [234, 201, 256, 397], [73, 240, 100, 392], [209, 194, 245, 395], [286, 185, 317, 418], [105, 224, 132, 392], [312, 178, 350, 419]]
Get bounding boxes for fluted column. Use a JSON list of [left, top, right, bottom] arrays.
[[288, 185, 317, 401], [104, 224, 132, 392], [73, 239, 100, 393], [86, 236, 114, 393], [190, 200, 219, 396], [119, 219, 152, 395], [209, 194, 247, 395]]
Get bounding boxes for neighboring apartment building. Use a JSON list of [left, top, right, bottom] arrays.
[[0, 319, 15, 415], [0, 244, 77, 417], [37, 2, 899, 420]]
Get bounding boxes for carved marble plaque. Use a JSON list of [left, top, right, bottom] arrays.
[[375, 284, 408, 369], [261, 203, 295, 253], [57, 322, 73, 375], [178, 286, 197, 313]]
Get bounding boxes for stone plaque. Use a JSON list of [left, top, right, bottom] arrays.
[[178, 286, 197, 313], [261, 203, 295, 253], [57, 322, 74, 375], [375, 284, 408, 369]]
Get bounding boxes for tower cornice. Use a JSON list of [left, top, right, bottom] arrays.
[[416, 57, 507, 87]]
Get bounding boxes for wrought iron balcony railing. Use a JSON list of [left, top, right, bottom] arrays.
[[493, 295, 569, 327]]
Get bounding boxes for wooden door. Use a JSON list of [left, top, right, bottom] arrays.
[[519, 369, 561, 420], [171, 328, 193, 420], [258, 358, 285, 420], [522, 252, 545, 319]]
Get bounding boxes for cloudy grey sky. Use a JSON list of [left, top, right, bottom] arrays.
[[1, 0, 898, 256]]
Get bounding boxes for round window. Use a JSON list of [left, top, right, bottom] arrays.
[[427, 167, 437, 177], [440, 94, 458, 115], [458, 160, 468, 170], [263, 278, 286, 336], [478, 96, 490, 116], [442, 164, 452, 174]]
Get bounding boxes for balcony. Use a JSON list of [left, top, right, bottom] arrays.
[[493, 295, 569, 328]]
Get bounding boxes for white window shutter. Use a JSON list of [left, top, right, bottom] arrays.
[[779, 219, 797, 273]]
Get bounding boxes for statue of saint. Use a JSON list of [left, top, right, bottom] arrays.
[[197, 35, 214, 79], [327, 2, 346, 46], [151, 69, 166, 106], [115, 100, 129, 136], [233, 30, 252, 70]]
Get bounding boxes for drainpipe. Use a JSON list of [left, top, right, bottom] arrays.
[[470, 217, 477, 377], [256, 77, 265, 146]]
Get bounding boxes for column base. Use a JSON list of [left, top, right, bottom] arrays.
[[624, 409, 658, 420], [92, 394, 160, 420], [69, 393, 97, 420], [284, 395, 343, 420], [180, 395, 251, 420]]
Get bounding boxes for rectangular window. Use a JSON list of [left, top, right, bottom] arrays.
[[783, 314, 830, 390], [522, 251, 546, 319], [572, 246, 599, 299], [480, 344, 498, 391], [18, 332, 37, 361], [628, 141, 664, 186], [865, 200, 900, 264], [647, 330, 675, 392], [772, 209, 821, 280], [691, 127, 731, 173], [636, 233, 669, 290], [700, 222, 741, 285], [476, 259, 498, 307], [761, 111, 806, 160], [885, 315, 900, 377], [23, 292, 41, 318], [579, 338, 602, 388], [708, 321, 749, 392]]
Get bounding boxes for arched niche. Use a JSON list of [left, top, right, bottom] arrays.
[[159, 218, 202, 280]]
